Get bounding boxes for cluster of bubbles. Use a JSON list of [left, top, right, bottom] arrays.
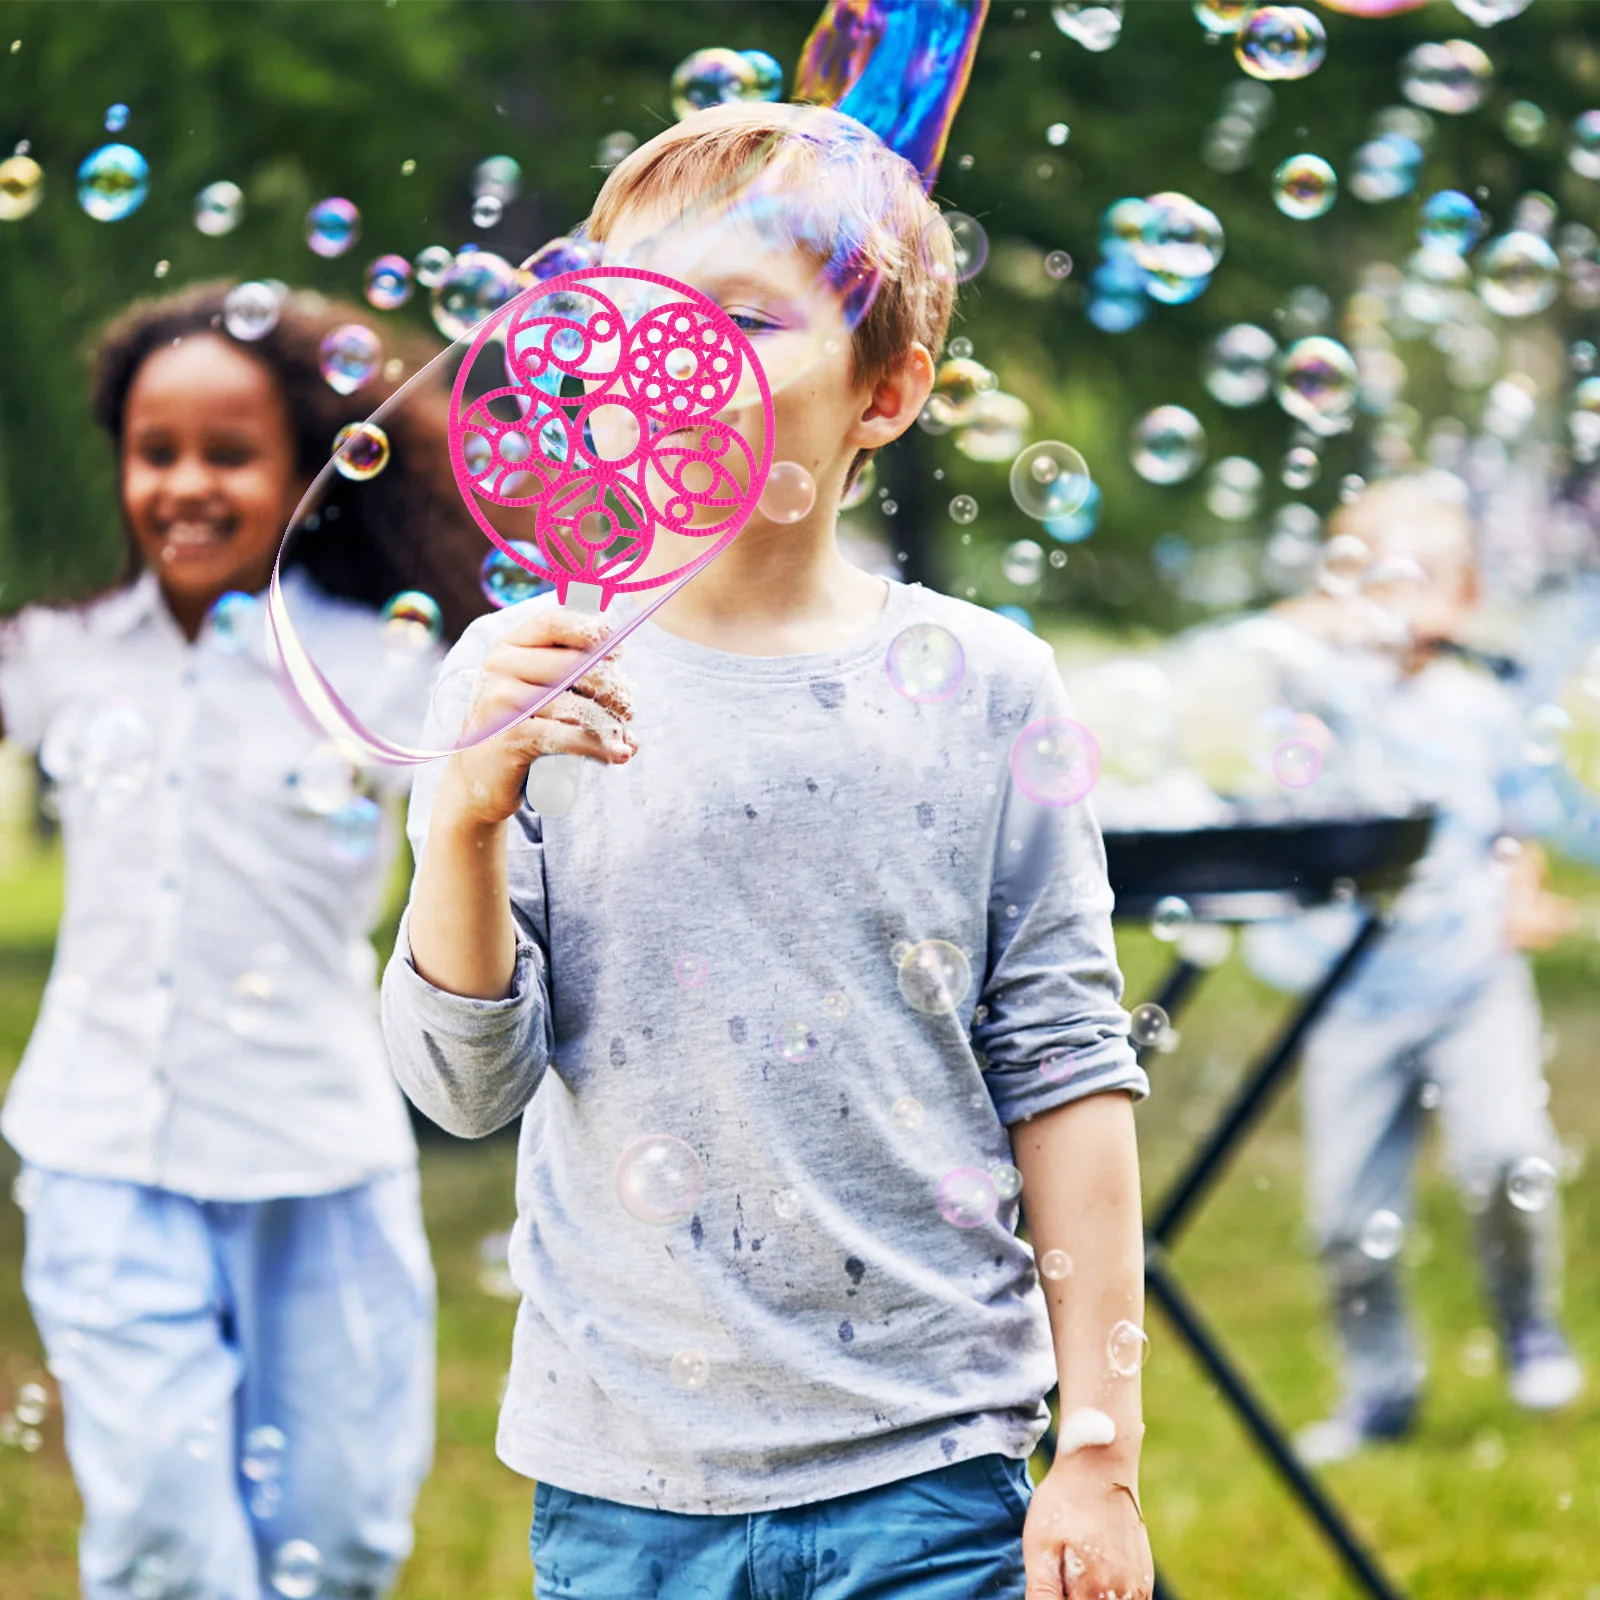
[[0, 1380, 49, 1454], [669, 47, 784, 120], [241, 1424, 289, 1519], [1203, 78, 1276, 176], [1089, 190, 1225, 328]]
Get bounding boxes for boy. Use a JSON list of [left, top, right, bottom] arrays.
[[1266, 473, 1582, 1466], [383, 104, 1153, 1599]]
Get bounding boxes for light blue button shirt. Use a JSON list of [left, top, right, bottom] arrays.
[[0, 569, 433, 1200]]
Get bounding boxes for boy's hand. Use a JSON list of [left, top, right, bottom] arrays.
[[442, 608, 637, 830], [1023, 1458, 1153, 1600], [1502, 840, 1579, 952]]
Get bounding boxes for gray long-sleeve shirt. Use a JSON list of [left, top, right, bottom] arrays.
[[382, 579, 1146, 1514]]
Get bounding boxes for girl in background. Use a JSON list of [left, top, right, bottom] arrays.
[[0, 280, 484, 1599]]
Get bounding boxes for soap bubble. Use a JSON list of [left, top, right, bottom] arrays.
[[1044, 249, 1074, 279], [1350, 134, 1423, 204], [1272, 736, 1323, 788], [77, 707, 154, 812], [1134, 192, 1225, 280], [1452, 0, 1532, 20], [1003, 540, 1045, 587], [470, 193, 503, 230], [672, 953, 709, 989], [242, 1424, 288, 1485], [0, 155, 44, 221], [1503, 99, 1546, 147], [938, 1167, 1000, 1228], [224, 281, 281, 342], [1132, 406, 1207, 484], [1235, 6, 1326, 81], [1359, 1209, 1406, 1261], [479, 542, 550, 608], [928, 212, 989, 283], [380, 590, 443, 648], [1209, 455, 1265, 520], [1152, 896, 1193, 942], [268, 1540, 323, 1600], [193, 179, 244, 237], [1570, 110, 1600, 180], [1107, 1319, 1152, 1376], [1419, 189, 1486, 255], [1272, 154, 1337, 220], [431, 249, 518, 341], [209, 591, 260, 652], [1281, 446, 1321, 490], [898, 940, 973, 1016], [990, 1162, 1023, 1200], [885, 623, 965, 703], [615, 1134, 705, 1224], [305, 196, 359, 259], [821, 991, 849, 1020], [1275, 337, 1359, 434], [1402, 39, 1493, 115], [947, 336, 975, 360], [930, 358, 996, 427], [670, 47, 760, 120], [1009, 441, 1092, 520], [670, 1349, 710, 1390], [1040, 1248, 1074, 1280], [772, 1187, 802, 1219], [741, 49, 784, 99], [77, 143, 148, 221], [363, 253, 413, 311], [473, 154, 521, 202], [776, 1020, 818, 1062], [891, 1094, 926, 1131], [330, 797, 382, 864], [318, 324, 381, 397], [1046, 122, 1071, 147], [1010, 718, 1101, 807], [293, 743, 357, 817], [1129, 1002, 1169, 1046], [1204, 324, 1278, 407], [1476, 231, 1560, 318], [1044, 480, 1103, 544], [758, 461, 817, 524], [1506, 1155, 1557, 1213], [1193, 0, 1252, 34], [414, 244, 454, 287], [104, 102, 130, 133], [331, 421, 390, 482], [1051, 1, 1124, 51], [949, 494, 979, 525], [596, 130, 638, 171]]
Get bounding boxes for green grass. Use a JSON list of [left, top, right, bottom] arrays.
[[2, 840, 1599, 1600]]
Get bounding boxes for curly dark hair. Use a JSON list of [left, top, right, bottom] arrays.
[[90, 279, 489, 642]]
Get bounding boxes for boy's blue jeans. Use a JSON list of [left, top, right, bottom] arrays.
[[530, 1452, 1034, 1599], [21, 1166, 435, 1600]]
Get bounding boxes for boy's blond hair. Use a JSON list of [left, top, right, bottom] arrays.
[[586, 102, 956, 404]]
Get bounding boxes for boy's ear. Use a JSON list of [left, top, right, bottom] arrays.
[[848, 342, 935, 452]]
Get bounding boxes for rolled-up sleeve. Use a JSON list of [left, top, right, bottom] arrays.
[[972, 665, 1147, 1126]]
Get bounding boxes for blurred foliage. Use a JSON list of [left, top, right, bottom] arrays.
[[1, 0, 1599, 622]]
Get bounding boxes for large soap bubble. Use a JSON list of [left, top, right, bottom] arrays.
[[1275, 336, 1359, 434], [1235, 6, 1326, 81]]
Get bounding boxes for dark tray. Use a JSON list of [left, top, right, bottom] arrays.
[[1105, 810, 1435, 923]]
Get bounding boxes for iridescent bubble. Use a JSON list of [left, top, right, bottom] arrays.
[[670, 1349, 710, 1390], [414, 244, 454, 288], [759, 461, 817, 524], [776, 1020, 818, 1062], [470, 193, 503, 230], [363, 253, 413, 311], [305, 196, 360, 259], [1570, 110, 1600, 180], [1477, 230, 1560, 318], [1129, 1002, 1168, 1046], [1281, 445, 1320, 490], [1272, 154, 1337, 220], [431, 249, 518, 341], [1402, 39, 1493, 115], [380, 590, 443, 648], [193, 179, 244, 237], [77, 143, 148, 221], [930, 358, 996, 427], [0, 154, 43, 221], [885, 623, 966, 703], [1506, 1155, 1557, 1213], [1152, 896, 1194, 942], [1452, 0, 1532, 21], [331, 421, 390, 482], [1358, 1208, 1406, 1261], [318, 324, 380, 397], [1193, 0, 1252, 33], [268, 1540, 323, 1600], [1040, 1248, 1074, 1280], [524, 234, 601, 281], [1101, 197, 1152, 259], [741, 49, 784, 99], [209, 591, 260, 652], [1050, 0, 1125, 51], [1131, 405, 1207, 484], [1002, 540, 1045, 587], [224, 281, 280, 342], [479, 542, 550, 609], [1350, 134, 1423, 204], [1107, 1319, 1152, 1377], [1235, 6, 1327, 81], [1010, 718, 1101, 807], [1204, 324, 1278, 407], [104, 102, 130, 133], [937, 1166, 1000, 1228], [1419, 189, 1485, 255], [1133, 192, 1225, 279], [1044, 249, 1073, 280], [1009, 441, 1092, 520], [891, 1094, 926, 1131], [1043, 480, 1103, 544], [898, 940, 973, 1016], [1275, 336, 1359, 434], [670, 47, 760, 120], [615, 1134, 705, 1224], [1272, 737, 1323, 788], [949, 494, 979, 525]]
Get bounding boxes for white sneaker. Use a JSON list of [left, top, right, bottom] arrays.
[[1508, 1324, 1584, 1411]]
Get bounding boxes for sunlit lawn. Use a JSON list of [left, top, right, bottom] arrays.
[[2, 827, 1598, 1600]]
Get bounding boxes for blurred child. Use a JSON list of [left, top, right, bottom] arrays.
[[1268, 472, 1582, 1466], [383, 104, 1155, 1600], [0, 282, 485, 1598]]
